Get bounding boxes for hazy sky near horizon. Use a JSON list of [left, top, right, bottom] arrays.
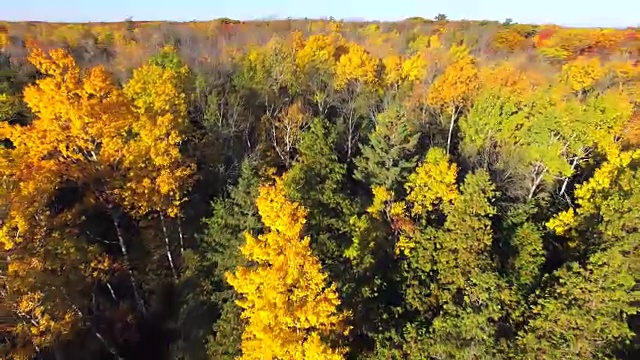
[[3, 0, 638, 27]]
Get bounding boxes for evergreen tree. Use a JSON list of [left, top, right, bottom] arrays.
[[354, 102, 420, 192], [283, 118, 358, 274], [175, 160, 262, 360]]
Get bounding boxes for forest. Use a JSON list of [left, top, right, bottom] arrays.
[[0, 15, 639, 359]]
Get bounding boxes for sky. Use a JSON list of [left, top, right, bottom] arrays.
[[2, 0, 638, 28]]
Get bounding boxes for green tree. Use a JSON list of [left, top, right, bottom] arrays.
[[354, 102, 420, 192], [175, 160, 262, 360], [283, 118, 358, 273], [517, 150, 640, 359], [409, 171, 511, 359]]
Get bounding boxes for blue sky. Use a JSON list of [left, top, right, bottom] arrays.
[[2, 0, 638, 27]]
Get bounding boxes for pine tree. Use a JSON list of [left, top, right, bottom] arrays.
[[354, 102, 420, 192], [283, 118, 357, 270], [176, 160, 262, 360]]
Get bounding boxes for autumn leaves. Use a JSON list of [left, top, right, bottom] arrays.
[[227, 179, 348, 359], [0, 45, 194, 350]]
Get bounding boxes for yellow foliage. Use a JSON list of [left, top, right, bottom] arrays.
[[119, 54, 195, 217], [226, 179, 348, 359], [0, 47, 132, 249], [405, 148, 459, 216], [0, 48, 195, 355], [382, 55, 403, 87], [295, 34, 344, 73], [547, 149, 640, 235], [0, 32, 7, 50], [429, 34, 442, 49], [546, 208, 576, 236], [14, 291, 75, 346], [382, 53, 427, 87], [493, 29, 527, 51], [427, 51, 479, 114], [402, 53, 428, 83], [334, 42, 380, 90], [448, 44, 471, 62], [366, 185, 394, 219], [291, 30, 304, 52], [574, 149, 640, 213], [395, 234, 415, 256], [560, 56, 605, 94]]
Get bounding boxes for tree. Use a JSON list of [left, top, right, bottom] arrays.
[[517, 150, 640, 359], [435, 14, 448, 22], [354, 102, 420, 192], [0, 46, 195, 356], [427, 47, 479, 154], [294, 33, 345, 115], [461, 82, 634, 200], [175, 160, 262, 360], [283, 118, 357, 272], [406, 171, 510, 359], [226, 178, 349, 360], [0, 46, 137, 357], [334, 42, 381, 161], [560, 56, 605, 97], [121, 46, 196, 279], [403, 147, 459, 219], [269, 100, 310, 167], [334, 42, 379, 91]]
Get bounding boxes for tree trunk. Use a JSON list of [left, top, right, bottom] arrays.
[[95, 330, 123, 360], [106, 282, 117, 302], [347, 110, 354, 160], [446, 107, 457, 155], [177, 216, 185, 255], [110, 212, 146, 315], [559, 157, 580, 196], [528, 164, 547, 200], [159, 212, 178, 280]]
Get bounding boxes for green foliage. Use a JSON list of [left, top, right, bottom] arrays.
[[516, 246, 638, 359], [354, 102, 420, 191], [175, 160, 262, 360], [149, 45, 185, 71], [283, 118, 358, 267], [0, 18, 638, 360]]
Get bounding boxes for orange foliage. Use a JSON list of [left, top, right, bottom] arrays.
[[427, 50, 479, 114], [493, 29, 527, 52]]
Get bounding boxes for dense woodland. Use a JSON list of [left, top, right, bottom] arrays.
[[0, 16, 639, 359]]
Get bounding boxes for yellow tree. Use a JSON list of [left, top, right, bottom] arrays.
[[0, 46, 133, 355], [426, 47, 479, 154], [405, 147, 459, 218], [334, 42, 380, 91], [294, 33, 344, 114], [0, 26, 7, 51], [334, 42, 380, 159], [226, 178, 348, 360], [120, 48, 196, 279], [560, 56, 605, 97], [0, 47, 132, 251], [382, 53, 428, 91], [0, 46, 195, 324]]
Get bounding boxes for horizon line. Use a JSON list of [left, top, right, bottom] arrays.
[[0, 16, 636, 29]]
